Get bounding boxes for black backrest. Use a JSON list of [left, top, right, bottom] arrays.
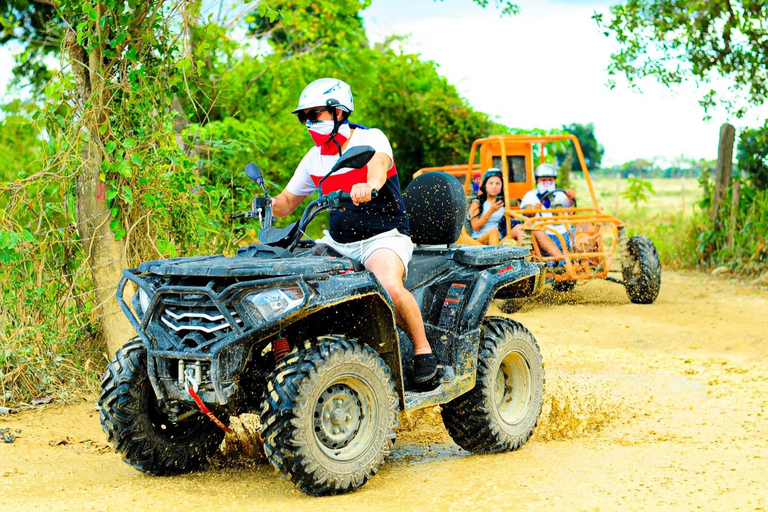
[[403, 172, 467, 245]]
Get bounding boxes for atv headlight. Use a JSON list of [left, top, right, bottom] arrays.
[[138, 288, 150, 314], [243, 286, 305, 323]]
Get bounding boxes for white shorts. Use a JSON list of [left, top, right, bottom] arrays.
[[318, 228, 414, 278]]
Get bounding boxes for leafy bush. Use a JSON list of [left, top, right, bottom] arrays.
[[620, 177, 655, 208], [736, 124, 768, 190]]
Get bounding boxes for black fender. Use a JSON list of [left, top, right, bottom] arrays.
[[458, 259, 542, 333]]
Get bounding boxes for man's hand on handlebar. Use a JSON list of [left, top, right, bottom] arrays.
[[350, 182, 377, 206]]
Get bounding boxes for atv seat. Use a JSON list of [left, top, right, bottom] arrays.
[[451, 245, 529, 266], [403, 171, 467, 246]]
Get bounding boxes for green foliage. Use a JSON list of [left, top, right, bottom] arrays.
[[736, 123, 768, 190], [556, 122, 604, 170], [596, 1, 768, 116], [689, 179, 768, 274], [621, 176, 655, 208], [675, 123, 768, 275], [0, 0, 60, 89]]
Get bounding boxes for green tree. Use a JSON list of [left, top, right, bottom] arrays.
[[595, 1, 768, 116], [736, 123, 768, 190], [557, 122, 604, 170]]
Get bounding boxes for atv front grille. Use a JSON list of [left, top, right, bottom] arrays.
[[153, 292, 242, 351]]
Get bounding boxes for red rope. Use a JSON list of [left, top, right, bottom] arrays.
[[188, 386, 233, 433]]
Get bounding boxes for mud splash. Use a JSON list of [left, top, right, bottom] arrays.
[[535, 371, 623, 441]]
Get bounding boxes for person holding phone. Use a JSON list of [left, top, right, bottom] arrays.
[[465, 168, 518, 245]]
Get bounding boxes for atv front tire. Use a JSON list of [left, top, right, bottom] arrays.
[[98, 338, 226, 475], [622, 235, 661, 304], [441, 317, 544, 453], [260, 335, 399, 496]]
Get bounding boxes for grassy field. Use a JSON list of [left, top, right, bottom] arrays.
[[574, 176, 703, 219]]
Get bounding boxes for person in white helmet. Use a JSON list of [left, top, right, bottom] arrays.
[[270, 78, 439, 389], [520, 163, 577, 260]]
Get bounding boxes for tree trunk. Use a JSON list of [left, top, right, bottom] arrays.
[[712, 123, 735, 225], [68, 33, 136, 357]]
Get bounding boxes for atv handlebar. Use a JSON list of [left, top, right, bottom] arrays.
[[234, 146, 377, 250]]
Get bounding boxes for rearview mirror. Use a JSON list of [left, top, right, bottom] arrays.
[[245, 163, 263, 185], [330, 145, 376, 173]]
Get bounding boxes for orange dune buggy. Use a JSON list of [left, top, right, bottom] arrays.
[[415, 134, 661, 307]]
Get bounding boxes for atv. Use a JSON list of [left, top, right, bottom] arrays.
[[98, 146, 546, 496]]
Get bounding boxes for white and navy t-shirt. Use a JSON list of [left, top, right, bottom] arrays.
[[520, 189, 571, 235], [285, 126, 410, 244]]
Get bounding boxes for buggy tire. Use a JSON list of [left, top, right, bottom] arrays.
[[622, 235, 661, 304], [98, 338, 226, 475], [441, 317, 544, 453], [261, 335, 399, 496], [552, 279, 576, 293]]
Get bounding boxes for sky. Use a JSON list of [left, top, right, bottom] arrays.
[[1, 0, 765, 167], [361, 0, 768, 166]]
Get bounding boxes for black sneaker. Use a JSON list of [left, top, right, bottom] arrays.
[[413, 354, 438, 390]]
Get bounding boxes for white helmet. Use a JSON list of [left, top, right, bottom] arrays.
[[292, 78, 354, 114], [534, 163, 558, 179]]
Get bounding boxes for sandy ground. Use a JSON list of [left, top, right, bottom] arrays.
[[2, 269, 767, 511]]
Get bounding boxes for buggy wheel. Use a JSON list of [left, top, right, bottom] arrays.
[[441, 317, 544, 453], [261, 335, 399, 496], [98, 338, 226, 475], [622, 235, 661, 304]]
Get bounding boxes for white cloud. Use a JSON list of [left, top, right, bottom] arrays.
[[363, 0, 768, 166]]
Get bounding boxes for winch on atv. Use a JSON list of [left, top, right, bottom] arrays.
[[99, 146, 546, 496]]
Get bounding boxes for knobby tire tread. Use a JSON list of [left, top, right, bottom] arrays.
[[441, 317, 544, 453], [260, 335, 399, 496], [623, 235, 661, 304], [98, 338, 226, 476]]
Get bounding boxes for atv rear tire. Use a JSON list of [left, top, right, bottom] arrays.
[[98, 338, 226, 475], [622, 235, 661, 304], [441, 317, 544, 453], [260, 335, 399, 496]]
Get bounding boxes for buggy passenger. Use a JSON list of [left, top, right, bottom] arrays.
[[457, 169, 524, 246], [520, 163, 576, 261]]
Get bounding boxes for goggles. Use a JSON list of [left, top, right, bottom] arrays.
[[296, 107, 330, 125]]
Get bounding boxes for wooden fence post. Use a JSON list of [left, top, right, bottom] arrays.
[[712, 123, 735, 225]]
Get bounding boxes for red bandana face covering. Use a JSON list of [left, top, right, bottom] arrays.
[[307, 121, 351, 155]]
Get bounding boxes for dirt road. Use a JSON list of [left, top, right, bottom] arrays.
[[2, 270, 767, 511]]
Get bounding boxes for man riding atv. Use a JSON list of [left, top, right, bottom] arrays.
[[269, 78, 439, 389]]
